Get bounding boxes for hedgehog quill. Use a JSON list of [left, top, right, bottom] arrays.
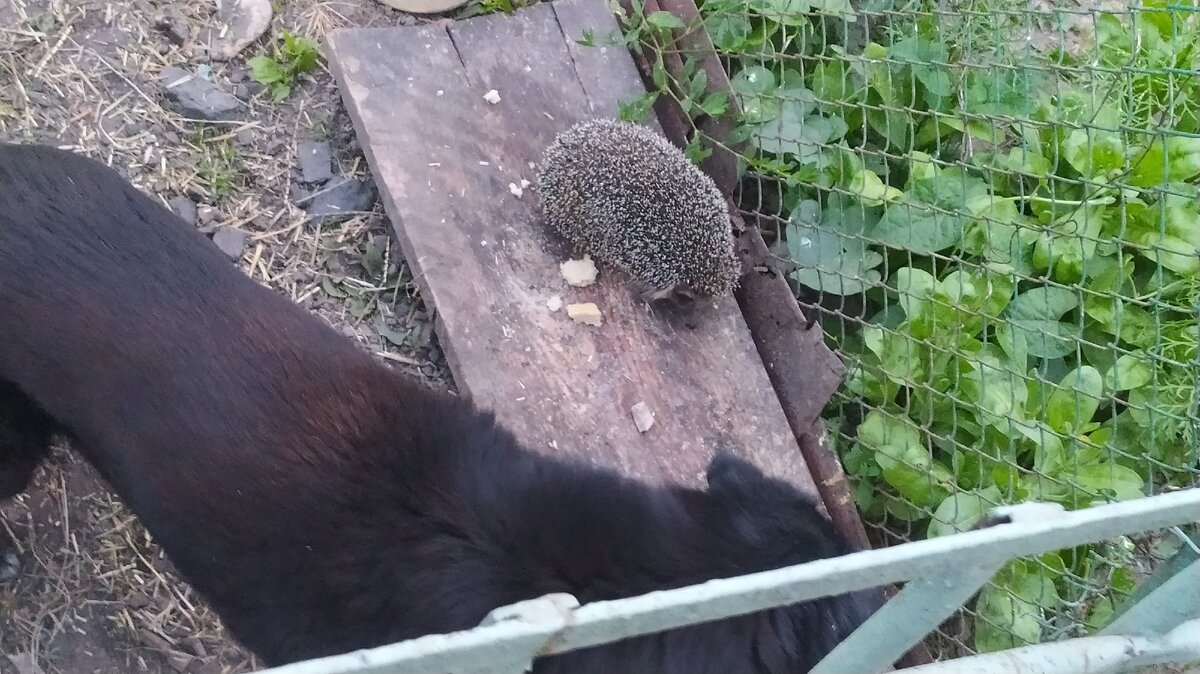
[[536, 119, 741, 319]]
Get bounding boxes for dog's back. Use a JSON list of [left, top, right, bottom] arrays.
[[0, 143, 881, 672]]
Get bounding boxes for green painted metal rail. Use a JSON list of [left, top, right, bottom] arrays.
[[252, 489, 1200, 674]]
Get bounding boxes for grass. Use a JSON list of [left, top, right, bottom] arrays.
[[191, 126, 246, 201]]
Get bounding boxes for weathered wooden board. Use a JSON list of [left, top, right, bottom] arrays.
[[327, 0, 818, 495]]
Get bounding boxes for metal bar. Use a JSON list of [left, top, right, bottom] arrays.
[[252, 490, 1200, 674], [810, 563, 1005, 674], [259, 595, 579, 674], [550, 490, 1200, 654], [892, 618, 1200, 674], [1100, 553, 1200, 638]]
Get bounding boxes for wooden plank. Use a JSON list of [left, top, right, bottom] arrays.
[[327, 0, 817, 495]]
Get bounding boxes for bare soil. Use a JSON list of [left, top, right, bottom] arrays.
[[0, 0, 455, 671]]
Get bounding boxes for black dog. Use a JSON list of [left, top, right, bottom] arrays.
[[0, 143, 881, 673]]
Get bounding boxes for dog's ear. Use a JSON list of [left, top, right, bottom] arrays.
[[705, 451, 768, 504]]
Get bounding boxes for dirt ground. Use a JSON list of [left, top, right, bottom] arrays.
[[0, 0, 455, 671]]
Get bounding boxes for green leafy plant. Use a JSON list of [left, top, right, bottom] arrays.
[[608, 0, 735, 163], [248, 32, 322, 102], [609, 0, 1200, 653]]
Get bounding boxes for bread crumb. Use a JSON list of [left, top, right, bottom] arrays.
[[560, 256, 598, 287], [631, 401, 655, 433], [546, 295, 563, 312], [483, 89, 501, 104], [566, 302, 602, 326], [508, 182, 524, 198]]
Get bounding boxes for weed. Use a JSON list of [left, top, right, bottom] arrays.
[[248, 32, 322, 102], [190, 126, 244, 200]]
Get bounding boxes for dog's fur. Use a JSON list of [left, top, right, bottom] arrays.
[[0, 142, 882, 673]]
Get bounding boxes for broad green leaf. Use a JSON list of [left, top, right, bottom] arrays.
[[747, 0, 812, 24], [1084, 295, 1156, 346], [964, 67, 1042, 119], [892, 267, 937, 319], [1103, 352, 1154, 391], [810, 58, 866, 104], [705, 12, 753, 51], [1005, 287, 1081, 359], [790, 198, 885, 295], [975, 558, 1061, 652], [961, 351, 1028, 427], [906, 151, 938, 183], [974, 587, 1043, 652], [1063, 129, 1127, 178], [247, 55, 285, 85], [994, 323, 1029, 365], [872, 203, 963, 254], [857, 410, 923, 461], [730, 66, 780, 123], [863, 327, 932, 385], [1128, 136, 1200, 187], [1045, 366, 1104, 434], [872, 171, 989, 254], [866, 108, 912, 150], [1074, 462, 1146, 502], [750, 95, 847, 163], [858, 412, 953, 507], [889, 35, 953, 98], [645, 10, 686, 29], [809, 0, 857, 21], [928, 486, 1002, 537], [1131, 233, 1200, 276], [846, 169, 902, 206]]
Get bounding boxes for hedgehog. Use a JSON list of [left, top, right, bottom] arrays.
[[536, 118, 741, 316]]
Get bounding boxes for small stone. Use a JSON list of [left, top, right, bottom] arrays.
[[168, 196, 197, 225], [159, 66, 243, 121], [232, 82, 265, 101], [235, 129, 255, 146], [296, 141, 334, 184], [290, 183, 312, 206], [0, 548, 18, 582], [211, 227, 247, 260], [631, 401, 655, 433], [197, 205, 219, 225], [306, 178, 377, 224], [200, 0, 273, 60]]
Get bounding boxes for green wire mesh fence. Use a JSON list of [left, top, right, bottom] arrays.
[[610, 0, 1200, 660]]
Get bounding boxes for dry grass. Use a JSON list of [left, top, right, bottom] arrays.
[[0, 0, 455, 671]]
